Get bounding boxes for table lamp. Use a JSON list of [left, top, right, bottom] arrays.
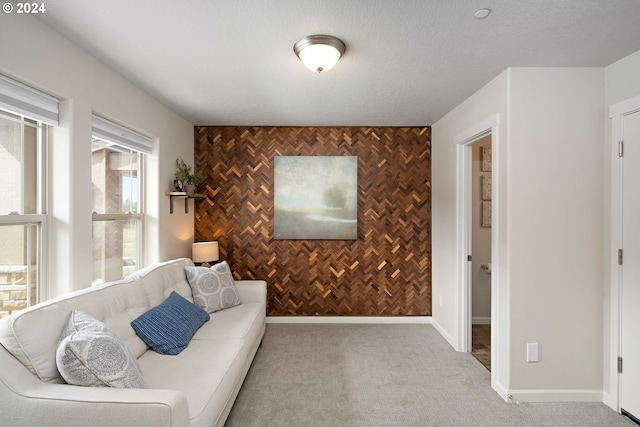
[[192, 241, 219, 267]]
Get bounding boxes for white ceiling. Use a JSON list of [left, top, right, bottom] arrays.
[[38, 0, 640, 126]]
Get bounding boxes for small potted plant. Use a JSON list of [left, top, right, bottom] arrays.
[[175, 158, 203, 193]]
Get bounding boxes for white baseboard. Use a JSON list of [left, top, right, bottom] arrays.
[[431, 320, 457, 349], [472, 317, 491, 325], [493, 380, 510, 402], [602, 391, 617, 410], [507, 389, 603, 403], [266, 316, 432, 324]]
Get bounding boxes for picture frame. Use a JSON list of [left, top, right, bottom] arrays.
[[482, 201, 492, 227], [482, 175, 492, 201], [482, 146, 492, 172], [274, 156, 358, 240]]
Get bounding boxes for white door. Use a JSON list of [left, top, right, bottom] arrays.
[[621, 109, 640, 421]]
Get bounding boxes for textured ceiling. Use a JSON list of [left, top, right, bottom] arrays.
[[38, 0, 640, 126]]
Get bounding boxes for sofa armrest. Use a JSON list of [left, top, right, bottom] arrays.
[[235, 280, 267, 305], [0, 347, 190, 427]]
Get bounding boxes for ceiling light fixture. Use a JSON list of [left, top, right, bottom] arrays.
[[293, 34, 346, 73], [474, 8, 491, 19]]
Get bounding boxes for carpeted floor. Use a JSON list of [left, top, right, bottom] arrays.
[[225, 324, 634, 427]]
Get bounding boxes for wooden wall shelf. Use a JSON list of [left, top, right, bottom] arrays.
[[165, 192, 206, 214]]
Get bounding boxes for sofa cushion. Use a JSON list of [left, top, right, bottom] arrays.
[[185, 262, 242, 313], [131, 291, 209, 355], [127, 258, 195, 307], [138, 338, 245, 425], [56, 310, 144, 388], [193, 302, 264, 341]]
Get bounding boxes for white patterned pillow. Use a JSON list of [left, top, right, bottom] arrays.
[[185, 261, 242, 313], [56, 310, 144, 388]]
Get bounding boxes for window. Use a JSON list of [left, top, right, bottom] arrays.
[[91, 115, 150, 283], [0, 74, 57, 318]]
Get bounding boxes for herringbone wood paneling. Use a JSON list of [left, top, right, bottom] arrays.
[[194, 127, 431, 316]]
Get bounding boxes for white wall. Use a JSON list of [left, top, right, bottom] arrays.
[[0, 14, 195, 296], [431, 69, 510, 396], [603, 49, 640, 407], [605, 50, 640, 106]]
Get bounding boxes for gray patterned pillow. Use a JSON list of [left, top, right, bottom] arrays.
[[185, 261, 242, 313], [56, 310, 144, 388]]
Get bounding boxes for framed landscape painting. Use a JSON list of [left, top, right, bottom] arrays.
[[274, 156, 358, 240]]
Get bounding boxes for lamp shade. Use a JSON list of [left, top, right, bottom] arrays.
[[192, 241, 219, 263], [294, 35, 346, 73]]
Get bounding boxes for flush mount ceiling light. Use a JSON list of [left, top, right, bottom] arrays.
[[293, 34, 346, 73], [474, 8, 491, 19]]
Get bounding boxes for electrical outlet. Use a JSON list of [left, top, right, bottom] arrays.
[[526, 343, 539, 362]]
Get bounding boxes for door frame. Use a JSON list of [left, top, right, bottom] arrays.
[[454, 114, 500, 384], [608, 94, 640, 411]]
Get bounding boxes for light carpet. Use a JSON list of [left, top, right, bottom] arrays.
[[225, 324, 634, 427]]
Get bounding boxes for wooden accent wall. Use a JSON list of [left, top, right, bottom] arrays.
[[194, 127, 431, 316]]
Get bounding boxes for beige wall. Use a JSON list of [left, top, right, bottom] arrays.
[[603, 49, 640, 406], [0, 14, 195, 296], [508, 67, 604, 392], [433, 66, 605, 401]]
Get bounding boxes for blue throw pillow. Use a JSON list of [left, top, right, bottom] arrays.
[[131, 291, 210, 355]]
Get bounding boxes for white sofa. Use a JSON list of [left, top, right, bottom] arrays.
[[0, 258, 266, 427]]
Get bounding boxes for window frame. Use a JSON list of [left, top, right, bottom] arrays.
[[91, 150, 145, 279], [0, 110, 49, 306], [0, 216, 46, 303], [90, 114, 150, 282]]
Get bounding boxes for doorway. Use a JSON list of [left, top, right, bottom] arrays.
[[454, 113, 500, 392], [470, 136, 492, 371]]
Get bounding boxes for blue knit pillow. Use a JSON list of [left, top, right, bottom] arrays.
[[131, 292, 210, 355]]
